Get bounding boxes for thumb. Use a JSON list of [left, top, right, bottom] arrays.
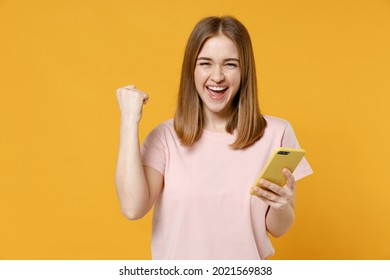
[[283, 168, 295, 190], [141, 93, 149, 104]]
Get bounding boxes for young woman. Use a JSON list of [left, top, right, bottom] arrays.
[[115, 16, 313, 260]]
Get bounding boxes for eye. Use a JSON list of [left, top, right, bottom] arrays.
[[199, 62, 211, 66], [225, 63, 238, 69]]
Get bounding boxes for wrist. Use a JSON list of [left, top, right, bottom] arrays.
[[120, 117, 140, 128]]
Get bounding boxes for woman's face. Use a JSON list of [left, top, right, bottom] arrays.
[[194, 34, 241, 119]]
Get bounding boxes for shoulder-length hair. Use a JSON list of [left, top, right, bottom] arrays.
[[174, 16, 267, 149]]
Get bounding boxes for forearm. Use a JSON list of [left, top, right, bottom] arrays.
[[115, 119, 150, 219], [266, 201, 295, 237]]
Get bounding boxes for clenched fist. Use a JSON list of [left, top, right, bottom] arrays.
[[116, 85, 149, 124]]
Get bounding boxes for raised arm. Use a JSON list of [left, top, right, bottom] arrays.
[[251, 168, 296, 237], [115, 85, 163, 220]]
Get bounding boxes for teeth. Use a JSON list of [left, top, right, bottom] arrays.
[[207, 86, 227, 91]]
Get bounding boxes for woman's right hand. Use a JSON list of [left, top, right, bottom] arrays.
[[116, 85, 149, 124]]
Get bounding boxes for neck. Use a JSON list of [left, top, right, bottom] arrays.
[[203, 110, 229, 132]]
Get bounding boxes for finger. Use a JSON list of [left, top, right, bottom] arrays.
[[283, 168, 295, 187], [251, 186, 264, 197], [257, 179, 281, 195], [123, 85, 136, 90], [118, 86, 147, 98], [256, 195, 285, 209], [251, 186, 283, 203], [116, 87, 129, 96], [115, 89, 123, 108], [266, 182, 285, 195], [257, 179, 271, 188]]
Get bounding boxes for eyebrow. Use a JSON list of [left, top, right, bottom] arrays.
[[197, 57, 240, 62]]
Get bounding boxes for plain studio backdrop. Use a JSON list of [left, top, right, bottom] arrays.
[[0, 0, 389, 259]]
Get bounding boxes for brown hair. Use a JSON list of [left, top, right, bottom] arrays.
[[174, 16, 267, 149]]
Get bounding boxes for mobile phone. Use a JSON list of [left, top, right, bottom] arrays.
[[251, 147, 306, 191]]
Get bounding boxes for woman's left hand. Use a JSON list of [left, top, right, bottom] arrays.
[[250, 168, 296, 209]]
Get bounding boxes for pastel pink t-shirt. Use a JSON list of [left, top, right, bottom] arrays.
[[141, 115, 313, 260]]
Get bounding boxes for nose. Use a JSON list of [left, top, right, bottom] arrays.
[[210, 65, 225, 83]]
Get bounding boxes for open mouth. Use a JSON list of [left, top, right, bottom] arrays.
[[206, 86, 228, 99]]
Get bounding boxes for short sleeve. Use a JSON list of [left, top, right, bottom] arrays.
[[141, 126, 166, 176], [281, 123, 313, 181]]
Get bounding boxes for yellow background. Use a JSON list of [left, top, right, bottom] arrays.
[[1, 0, 389, 259]]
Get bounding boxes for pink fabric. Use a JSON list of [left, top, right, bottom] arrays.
[[141, 115, 313, 259]]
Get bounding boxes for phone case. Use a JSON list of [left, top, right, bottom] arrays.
[[252, 147, 306, 190]]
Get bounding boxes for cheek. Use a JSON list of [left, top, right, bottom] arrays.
[[228, 72, 241, 88], [228, 74, 241, 99], [194, 69, 208, 83], [194, 71, 204, 94], [194, 71, 209, 93]]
